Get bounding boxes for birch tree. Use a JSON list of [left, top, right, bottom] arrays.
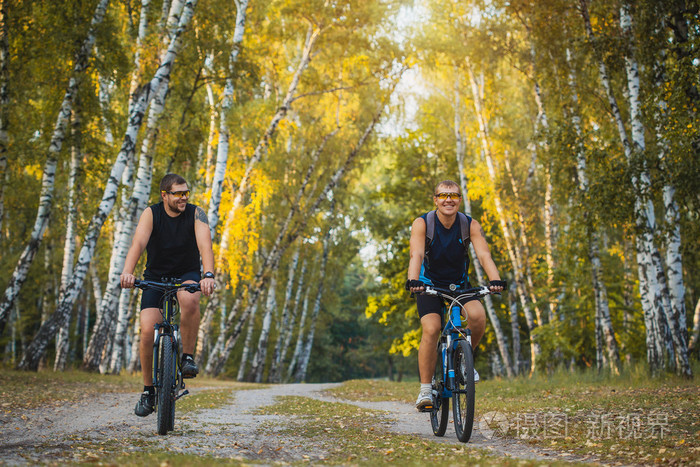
[[453, 80, 514, 377], [249, 274, 276, 382], [0, 0, 110, 332], [18, 0, 200, 371], [268, 246, 301, 382]]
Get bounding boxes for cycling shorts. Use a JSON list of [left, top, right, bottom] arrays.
[[416, 293, 471, 319], [140, 270, 201, 311]]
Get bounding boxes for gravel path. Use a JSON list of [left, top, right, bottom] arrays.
[[0, 383, 596, 465]]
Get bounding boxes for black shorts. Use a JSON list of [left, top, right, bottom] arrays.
[[140, 270, 201, 311], [416, 293, 471, 319]]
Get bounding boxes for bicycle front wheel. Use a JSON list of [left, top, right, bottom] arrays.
[[157, 336, 176, 435], [452, 340, 475, 442], [430, 343, 449, 436]]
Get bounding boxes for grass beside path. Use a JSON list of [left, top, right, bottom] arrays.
[[328, 366, 700, 466], [257, 395, 545, 466]]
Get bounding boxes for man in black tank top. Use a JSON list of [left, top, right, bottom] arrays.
[[406, 180, 505, 411], [120, 173, 215, 417]]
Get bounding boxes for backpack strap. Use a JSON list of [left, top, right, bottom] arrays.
[[457, 212, 472, 250], [425, 210, 471, 255]]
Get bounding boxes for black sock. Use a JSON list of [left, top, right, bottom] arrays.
[[182, 353, 193, 361], [144, 385, 155, 395]]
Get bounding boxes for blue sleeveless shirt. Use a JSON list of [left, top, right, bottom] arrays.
[[418, 212, 469, 288]]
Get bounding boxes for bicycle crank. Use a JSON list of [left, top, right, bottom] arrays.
[[175, 389, 189, 401]]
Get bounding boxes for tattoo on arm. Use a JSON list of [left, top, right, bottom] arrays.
[[195, 207, 208, 224], [480, 226, 486, 238]]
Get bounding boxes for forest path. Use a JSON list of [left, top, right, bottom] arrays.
[[0, 383, 597, 465]]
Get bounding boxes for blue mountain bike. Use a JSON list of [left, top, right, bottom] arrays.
[[134, 278, 199, 435], [422, 285, 498, 443]]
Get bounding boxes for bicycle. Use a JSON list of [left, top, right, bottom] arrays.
[[420, 284, 499, 443], [133, 278, 200, 435]]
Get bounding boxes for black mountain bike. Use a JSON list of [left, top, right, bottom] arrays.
[[134, 278, 200, 435], [421, 285, 499, 443]]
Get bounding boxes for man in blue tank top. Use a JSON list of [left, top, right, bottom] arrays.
[[120, 173, 216, 417], [406, 180, 505, 410]]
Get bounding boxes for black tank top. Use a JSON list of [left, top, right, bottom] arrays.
[[419, 212, 469, 287], [144, 202, 200, 279]]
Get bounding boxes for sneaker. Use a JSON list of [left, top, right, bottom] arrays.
[[474, 368, 480, 383], [134, 391, 155, 417], [182, 355, 199, 378], [415, 389, 433, 411]]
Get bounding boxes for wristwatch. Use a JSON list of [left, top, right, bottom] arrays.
[[203, 271, 215, 280]]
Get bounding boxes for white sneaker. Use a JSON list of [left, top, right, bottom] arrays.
[[415, 390, 433, 410], [474, 368, 480, 383]]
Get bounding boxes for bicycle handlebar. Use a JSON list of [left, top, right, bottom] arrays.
[[420, 285, 499, 301], [133, 279, 201, 294]]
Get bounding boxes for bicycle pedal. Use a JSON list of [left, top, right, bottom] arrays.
[[419, 405, 434, 412], [175, 389, 189, 401]]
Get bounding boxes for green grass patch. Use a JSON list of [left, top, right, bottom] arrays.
[[103, 451, 250, 466], [178, 388, 235, 414], [324, 379, 415, 402], [331, 367, 700, 465], [257, 396, 545, 466], [0, 369, 141, 411]]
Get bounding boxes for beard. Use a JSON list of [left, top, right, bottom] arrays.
[[168, 198, 187, 213]]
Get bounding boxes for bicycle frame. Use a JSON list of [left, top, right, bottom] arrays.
[[436, 297, 472, 398], [151, 291, 181, 391]]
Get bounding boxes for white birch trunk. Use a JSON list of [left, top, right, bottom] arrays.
[[287, 284, 311, 381], [215, 25, 320, 240], [294, 230, 331, 383], [509, 282, 521, 374], [453, 81, 514, 377], [0, 0, 110, 332], [85, 1, 191, 372], [203, 52, 217, 189], [466, 59, 540, 374], [268, 246, 301, 382], [127, 313, 141, 372], [54, 106, 83, 372], [565, 48, 621, 373], [18, 0, 200, 371], [689, 298, 700, 354], [250, 275, 277, 382], [236, 301, 257, 381], [204, 79, 397, 376], [207, 0, 250, 236], [127, 0, 151, 114]]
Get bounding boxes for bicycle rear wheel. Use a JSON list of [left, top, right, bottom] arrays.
[[430, 344, 449, 436], [157, 336, 175, 435], [452, 340, 475, 442]]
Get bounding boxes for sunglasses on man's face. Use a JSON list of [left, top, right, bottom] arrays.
[[163, 190, 190, 198], [435, 192, 462, 200]]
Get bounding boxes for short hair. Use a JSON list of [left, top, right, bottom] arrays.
[[160, 173, 187, 192], [434, 180, 460, 195]]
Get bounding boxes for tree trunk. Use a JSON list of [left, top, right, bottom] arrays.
[[54, 104, 83, 372], [207, 0, 250, 235], [509, 281, 521, 374], [197, 24, 319, 362], [250, 274, 277, 382], [268, 246, 301, 382], [465, 59, 540, 374], [18, 0, 200, 371], [565, 48, 621, 374], [453, 81, 514, 378], [294, 227, 331, 383], [287, 283, 311, 382], [688, 298, 700, 355], [204, 95, 391, 376], [0, 0, 110, 332], [236, 300, 256, 381]]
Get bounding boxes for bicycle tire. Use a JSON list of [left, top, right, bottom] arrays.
[[430, 343, 449, 436], [452, 340, 475, 442], [157, 336, 175, 435]]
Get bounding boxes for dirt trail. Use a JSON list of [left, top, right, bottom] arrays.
[[0, 383, 596, 465]]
